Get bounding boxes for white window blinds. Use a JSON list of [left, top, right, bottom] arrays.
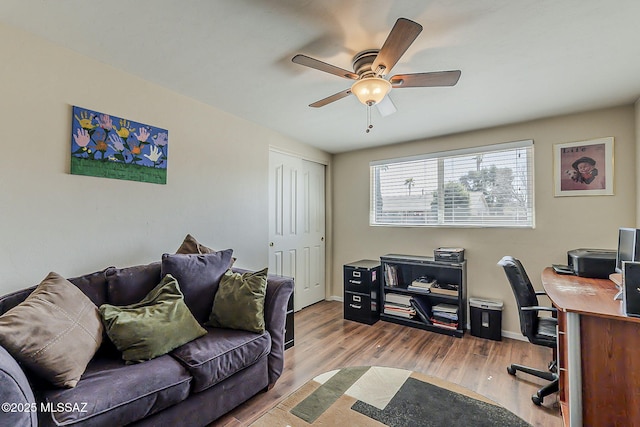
[[370, 140, 534, 228]]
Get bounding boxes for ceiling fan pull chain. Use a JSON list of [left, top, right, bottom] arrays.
[[366, 102, 374, 133]]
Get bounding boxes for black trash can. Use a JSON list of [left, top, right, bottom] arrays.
[[469, 297, 503, 341]]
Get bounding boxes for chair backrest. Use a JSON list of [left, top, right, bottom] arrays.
[[498, 256, 540, 339]]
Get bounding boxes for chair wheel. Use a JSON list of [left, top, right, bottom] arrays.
[[532, 394, 542, 406], [507, 366, 516, 376]]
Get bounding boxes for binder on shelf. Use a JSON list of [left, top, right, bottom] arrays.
[[410, 297, 432, 325]]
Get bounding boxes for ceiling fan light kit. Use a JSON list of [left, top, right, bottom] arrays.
[[292, 17, 461, 133], [351, 77, 391, 106]]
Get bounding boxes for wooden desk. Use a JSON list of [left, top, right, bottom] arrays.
[[541, 268, 640, 426]]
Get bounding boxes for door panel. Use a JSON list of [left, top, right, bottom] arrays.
[[269, 151, 325, 311]]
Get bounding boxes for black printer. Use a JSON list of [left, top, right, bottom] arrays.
[[567, 248, 616, 279]]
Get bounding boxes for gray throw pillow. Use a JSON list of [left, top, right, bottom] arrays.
[[207, 268, 268, 333], [176, 233, 236, 265], [100, 274, 207, 363], [161, 250, 234, 323], [176, 233, 216, 254], [0, 272, 103, 388]]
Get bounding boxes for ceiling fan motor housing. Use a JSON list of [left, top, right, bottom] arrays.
[[352, 49, 381, 78]]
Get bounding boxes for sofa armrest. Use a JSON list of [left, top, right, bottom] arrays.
[[232, 268, 294, 386], [263, 274, 294, 386], [0, 345, 37, 427]]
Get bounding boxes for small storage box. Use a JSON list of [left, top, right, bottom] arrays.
[[434, 247, 465, 262], [469, 297, 503, 341]]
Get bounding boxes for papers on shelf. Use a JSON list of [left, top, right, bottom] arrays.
[[429, 282, 459, 296], [385, 293, 412, 306]]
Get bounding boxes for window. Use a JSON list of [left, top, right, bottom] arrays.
[[370, 140, 534, 227]]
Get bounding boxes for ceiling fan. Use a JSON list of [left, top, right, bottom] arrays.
[[292, 18, 461, 130]]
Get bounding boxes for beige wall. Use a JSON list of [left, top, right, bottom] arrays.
[[3, 21, 638, 338], [332, 105, 636, 337], [636, 99, 640, 226], [0, 23, 330, 295]]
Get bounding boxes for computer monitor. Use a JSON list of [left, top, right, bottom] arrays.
[[616, 227, 640, 273]]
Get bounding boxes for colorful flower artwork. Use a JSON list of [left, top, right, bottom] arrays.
[[70, 106, 168, 184]]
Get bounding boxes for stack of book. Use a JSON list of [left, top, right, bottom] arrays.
[[431, 303, 459, 330], [429, 282, 459, 297], [383, 293, 415, 318], [384, 264, 400, 287], [407, 276, 435, 293]]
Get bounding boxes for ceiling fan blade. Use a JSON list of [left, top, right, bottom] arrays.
[[376, 95, 397, 117], [292, 54, 358, 80], [371, 18, 423, 76], [390, 70, 461, 88], [309, 88, 352, 108]]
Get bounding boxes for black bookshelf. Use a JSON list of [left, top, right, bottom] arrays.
[[380, 254, 466, 338]]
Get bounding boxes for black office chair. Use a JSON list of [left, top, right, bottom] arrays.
[[498, 256, 559, 406]]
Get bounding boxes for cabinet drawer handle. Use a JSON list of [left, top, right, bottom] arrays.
[[349, 280, 362, 284], [349, 304, 362, 309]]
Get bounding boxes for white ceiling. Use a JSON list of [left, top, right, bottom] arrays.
[[2, 1, 640, 153]]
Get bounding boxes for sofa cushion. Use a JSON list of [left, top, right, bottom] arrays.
[[106, 262, 161, 306], [170, 327, 271, 393], [38, 355, 192, 427], [0, 286, 36, 316], [161, 250, 233, 323], [0, 345, 37, 427], [67, 267, 113, 308], [100, 275, 207, 363], [0, 272, 103, 388], [176, 233, 217, 254], [207, 268, 268, 333], [176, 233, 236, 265]]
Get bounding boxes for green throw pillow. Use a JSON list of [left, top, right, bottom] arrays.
[[207, 268, 268, 333], [100, 274, 207, 363]]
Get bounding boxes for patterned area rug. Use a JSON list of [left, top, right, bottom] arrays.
[[251, 366, 530, 427]]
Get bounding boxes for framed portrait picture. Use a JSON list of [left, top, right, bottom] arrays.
[[553, 137, 614, 197]]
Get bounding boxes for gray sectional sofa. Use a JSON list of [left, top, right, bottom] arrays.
[[0, 254, 293, 427]]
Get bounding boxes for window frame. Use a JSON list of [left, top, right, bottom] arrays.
[[369, 140, 535, 228]]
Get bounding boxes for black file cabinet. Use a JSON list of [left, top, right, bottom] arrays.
[[284, 293, 294, 349], [344, 260, 381, 325]]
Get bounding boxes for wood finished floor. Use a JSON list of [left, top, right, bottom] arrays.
[[213, 301, 562, 427]]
